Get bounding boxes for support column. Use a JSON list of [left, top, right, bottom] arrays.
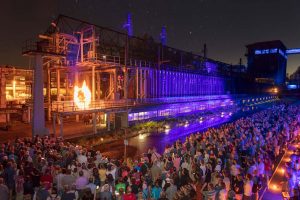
[[60, 115, 63, 138], [57, 69, 60, 101], [156, 70, 158, 98], [97, 73, 101, 100], [153, 70, 156, 98], [32, 55, 47, 136], [144, 70, 147, 99], [47, 64, 51, 121], [93, 113, 97, 134], [27, 106, 31, 123], [136, 68, 139, 100], [113, 69, 117, 100], [66, 73, 69, 99], [124, 68, 128, 100], [75, 71, 79, 122], [107, 113, 110, 131], [92, 66, 95, 101], [139, 69, 143, 99], [52, 113, 56, 136]]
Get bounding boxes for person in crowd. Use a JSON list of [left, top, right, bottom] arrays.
[[0, 178, 9, 200], [243, 174, 253, 200]]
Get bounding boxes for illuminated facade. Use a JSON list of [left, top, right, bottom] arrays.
[[0, 66, 32, 103], [0, 66, 32, 124]]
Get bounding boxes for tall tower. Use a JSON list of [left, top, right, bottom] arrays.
[[123, 13, 133, 36], [160, 26, 167, 46]]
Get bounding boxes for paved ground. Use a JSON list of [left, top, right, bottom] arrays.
[[0, 120, 102, 142], [261, 141, 298, 200]]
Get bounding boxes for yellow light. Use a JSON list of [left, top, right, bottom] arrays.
[[270, 184, 279, 191], [272, 87, 278, 93], [74, 81, 92, 109], [139, 134, 145, 140], [280, 168, 285, 174], [285, 158, 291, 162], [12, 80, 16, 99], [100, 138, 104, 141]]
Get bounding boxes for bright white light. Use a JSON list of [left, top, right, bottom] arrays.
[[184, 121, 189, 127], [139, 134, 145, 140], [74, 81, 91, 109]]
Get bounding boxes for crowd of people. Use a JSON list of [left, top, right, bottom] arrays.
[[0, 102, 299, 200]]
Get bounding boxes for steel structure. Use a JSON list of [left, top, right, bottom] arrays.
[[22, 14, 249, 136]]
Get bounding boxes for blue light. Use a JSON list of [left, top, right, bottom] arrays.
[[287, 84, 297, 89], [262, 49, 269, 54], [160, 26, 167, 46], [286, 48, 300, 55], [254, 48, 286, 59], [255, 50, 262, 54], [123, 13, 133, 36]]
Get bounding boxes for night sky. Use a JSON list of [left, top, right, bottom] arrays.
[[1, 0, 300, 74]]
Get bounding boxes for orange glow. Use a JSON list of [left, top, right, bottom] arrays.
[[280, 168, 285, 174], [74, 81, 91, 109], [285, 158, 291, 162], [270, 184, 280, 191]]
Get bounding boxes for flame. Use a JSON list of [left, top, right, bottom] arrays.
[[74, 81, 91, 109]]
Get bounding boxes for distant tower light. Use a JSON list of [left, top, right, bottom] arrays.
[[123, 13, 133, 36], [160, 26, 167, 46]]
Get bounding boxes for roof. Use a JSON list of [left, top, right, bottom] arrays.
[[246, 40, 287, 50]]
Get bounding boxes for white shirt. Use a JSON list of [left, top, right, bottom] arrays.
[[181, 162, 190, 170], [106, 167, 117, 180], [77, 154, 87, 164]]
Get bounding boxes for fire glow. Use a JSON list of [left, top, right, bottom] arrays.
[[74, 81, 91, 109]]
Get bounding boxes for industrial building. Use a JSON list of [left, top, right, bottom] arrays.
[[0, 15, 277, 136]]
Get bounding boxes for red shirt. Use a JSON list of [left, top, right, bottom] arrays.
[[123, 193, 136, 200], [40, 174, 53, 189]]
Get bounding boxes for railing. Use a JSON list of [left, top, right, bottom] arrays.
[[51, 100, 134, 112], [51, 94, 278, 113], [22, 40, 66, 56]]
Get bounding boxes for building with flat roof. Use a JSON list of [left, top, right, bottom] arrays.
[[246, 40, 287, 86]]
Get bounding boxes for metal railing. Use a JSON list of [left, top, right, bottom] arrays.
[[22, 40, 66, 56], [51, 100, 134, 112]]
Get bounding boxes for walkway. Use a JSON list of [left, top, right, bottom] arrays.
[[261, 138, 299, 199]]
